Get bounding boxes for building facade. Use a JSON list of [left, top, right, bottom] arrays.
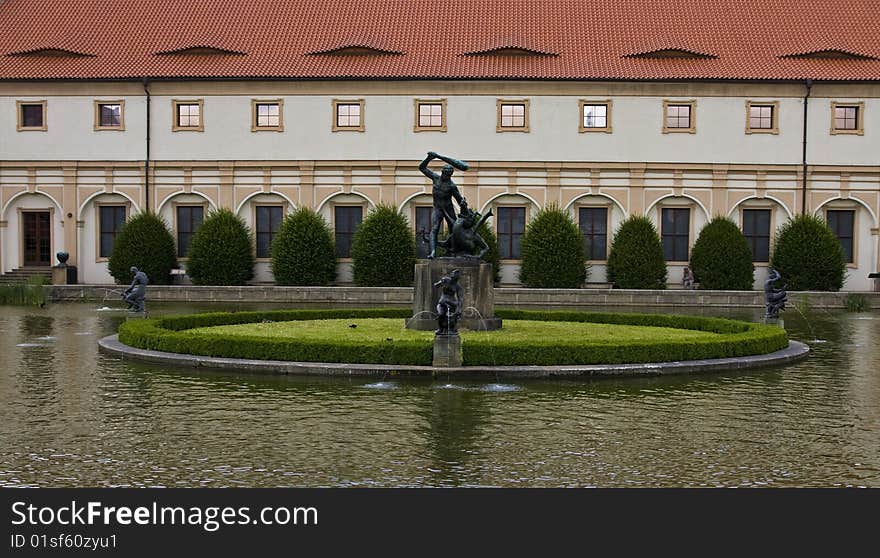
[[1, 1, 878, 289]]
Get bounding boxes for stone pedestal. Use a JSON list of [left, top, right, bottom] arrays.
[[51, 264, 77, 285], [432, 333, 462, 367], [407, 257, 501, 331]]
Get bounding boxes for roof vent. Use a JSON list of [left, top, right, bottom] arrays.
[[307, 41, 403, 56], [623, 48, 717, 59], [154, 46, 246, 56], [463, 36, 558, 57], [6, 47, 96, 57], [780, 49, 877, 60]]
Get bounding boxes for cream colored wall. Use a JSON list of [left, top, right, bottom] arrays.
[[1, 192, 65, 273], [143, 94, 811, 164], [2, 159, 877, 288], [234, 192, 293, 282], [78, 192, 137, 284], [1, 84, 874, 166], [0, 96, 145, 160], [1, 79, 879, 288], [814, 200, 878, 291], [808, 98, 879, 166]]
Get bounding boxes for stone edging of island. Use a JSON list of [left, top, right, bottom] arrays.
[[99, 334, 810, 379]]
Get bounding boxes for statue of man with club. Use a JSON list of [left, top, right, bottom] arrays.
[[419, 151, 469, 259]]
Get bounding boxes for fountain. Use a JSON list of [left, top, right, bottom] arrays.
[[406, 151, 501, 334], [98, 152, 809, 379]]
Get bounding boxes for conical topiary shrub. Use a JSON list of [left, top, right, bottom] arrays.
[[184, 208, 254, 285], [108, 211, 176, 285], [270, 207, 337, 286], [607, 215, 667, 289], [351, 204, 416, 286], [689, 216, 755, 290], [771, 214, 846, 291], [518, 204, 587, 288]]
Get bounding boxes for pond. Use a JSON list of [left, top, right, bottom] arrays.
[[0, 302, 878, 487]]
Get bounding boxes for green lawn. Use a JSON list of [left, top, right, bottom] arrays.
[[188, 318, 718, 344]]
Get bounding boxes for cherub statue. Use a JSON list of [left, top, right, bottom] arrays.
[[434, 269, 463, 334], [764, 268, 787, 319]]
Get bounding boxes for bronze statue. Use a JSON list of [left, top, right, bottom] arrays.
[[434, 269, 463, 334], [419, 151, 469, 259], [123, 266, 149, 312], [438, 202, 493, 259], [764, 268, 787, 319]]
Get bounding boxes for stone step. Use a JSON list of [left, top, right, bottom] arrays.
[[0, 267, 52, 283]]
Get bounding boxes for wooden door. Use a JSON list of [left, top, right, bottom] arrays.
[[22, 211, 51, 266]]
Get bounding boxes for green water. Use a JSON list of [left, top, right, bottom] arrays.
[[0, 302, 878, 487]]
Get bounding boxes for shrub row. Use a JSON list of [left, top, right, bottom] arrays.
[[119, 308, 428, 365], [494, 309, 753, 334], [119, 308, 787, 367]]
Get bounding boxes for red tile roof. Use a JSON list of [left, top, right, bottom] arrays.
[[1, 0, 879, 81]]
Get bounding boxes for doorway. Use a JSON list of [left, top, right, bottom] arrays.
[[22, 211, 51, 266]]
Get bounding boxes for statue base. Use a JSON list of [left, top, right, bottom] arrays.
[[407, 257, 501, 331], [762, 316, 784, 327], [432, 333, 462, 367]]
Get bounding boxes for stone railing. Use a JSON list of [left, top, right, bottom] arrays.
[[48, 284, 879, 310]]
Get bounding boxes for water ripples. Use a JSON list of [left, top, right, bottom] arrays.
[[0, 303, 878, 487]]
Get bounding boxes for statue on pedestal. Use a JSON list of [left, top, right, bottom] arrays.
[[764, 268, 787, 319], [419, 151, 469, 259], [434, 269, 463, 334], [123, 266, 149, 312]]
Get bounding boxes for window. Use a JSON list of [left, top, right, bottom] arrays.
[[578, 207, 608, 260], [746, 101, 778, 134], [252, 100, 283, 132], [94, 100, 124, 131], [332, 99, 365, 131], [414, 99, 447, 132], [742, 209, 771, 262], [661, 208, 690, 261], [255, 205, 284, 258], [831, 102, 864, 135], [496, 99, 529, 132], [98, 205, 127, 259], [579, 100, 612, 133], [176, 205, 204, 257], [172, 100, 204, 131], [663, 100, 696, 133], [497, 206, 526, 259], [826, 209, 855, 264], [16, 100, 47, 131], [334, 206, 363, 257], [415, 206, 434, 258]]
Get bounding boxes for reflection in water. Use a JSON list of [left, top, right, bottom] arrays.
[[0, 303, 878, 487]]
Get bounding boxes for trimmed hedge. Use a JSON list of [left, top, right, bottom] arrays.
[[118, 308, 787, 367], [476, 309, 788, 366], [689, 216, 754, 290], [119, 308, 427, 365], [185, 208, 254, 285], [607, 215, 667, 289], [352, 204, 416, 286], [771, 214, 846, 291], [270, 208, 337, 286], [518, 204, 587, 288], [108, 211, 177, 285]]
